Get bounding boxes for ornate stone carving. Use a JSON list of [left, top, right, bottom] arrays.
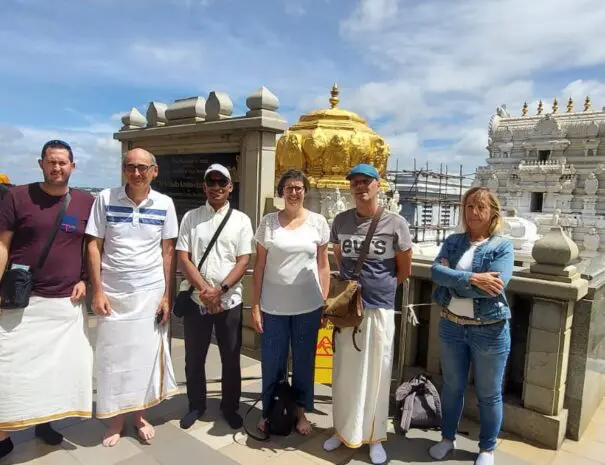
[[496, 104, 510, 118], [487, 173, 499, 190], [387, 190, 401, 214], [585, 172, 599, 195], [583, 228, 600, 254], [533, 114, 565, 138]]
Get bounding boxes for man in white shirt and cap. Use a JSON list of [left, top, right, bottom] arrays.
[[176, 163, 253, 430]]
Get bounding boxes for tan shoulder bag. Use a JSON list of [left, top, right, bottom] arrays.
[[323, 207, 383, 352]]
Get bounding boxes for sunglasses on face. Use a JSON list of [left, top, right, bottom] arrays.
[[124, 164, 154, 174], [205, 178, 230, 188]]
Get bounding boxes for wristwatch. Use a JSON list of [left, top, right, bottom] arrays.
[[221, 283, 230, 294]]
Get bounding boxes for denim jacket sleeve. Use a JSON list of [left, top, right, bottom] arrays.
[[452, 239, 515, 298], [430, 236, 473, 289]]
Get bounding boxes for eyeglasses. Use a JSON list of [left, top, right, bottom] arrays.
[[124, 164, 155, 174], [350, 178, 374, 187], [205, 178, 230, 188], [284, 185, 304, 194]]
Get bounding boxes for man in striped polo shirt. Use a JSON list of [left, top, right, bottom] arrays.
[[86, 148, 178, 447]]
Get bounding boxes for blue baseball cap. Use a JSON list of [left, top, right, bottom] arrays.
[[346, 163, 380, 180]]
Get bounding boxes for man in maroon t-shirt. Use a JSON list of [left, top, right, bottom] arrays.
[[0, 140, 95, 459]]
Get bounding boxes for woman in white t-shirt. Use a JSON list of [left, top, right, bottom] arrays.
[[252, 169, 330, 436]]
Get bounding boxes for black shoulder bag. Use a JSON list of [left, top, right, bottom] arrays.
[[0, 191, 71, 309], [173, 208, 233, 318]]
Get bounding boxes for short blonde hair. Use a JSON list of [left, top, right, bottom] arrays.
[[460, 187, 503, 236]]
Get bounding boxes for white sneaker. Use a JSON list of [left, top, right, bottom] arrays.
[[369, 442, 387, 464], [429, 438, 456, 460], [323, 435, 342, 452]]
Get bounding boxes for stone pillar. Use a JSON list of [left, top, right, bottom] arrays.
[[523, 227, 579, 415], [240, 131, 279, 228]]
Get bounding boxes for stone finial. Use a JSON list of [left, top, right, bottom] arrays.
[[567, 97, 574, 113], [522, 102, 528, 116], [537, 100, 544, 115], [246, 86, 280, 117], [329, 82, 340, 109], [146, 101, 168, 127], [584, 96, 592, 112], [532, 226, 579, 267], [165, 97, 206, 124], [552, 98, 559, 114], [121, 107, 146, 130], [205, 91, 234, 121]]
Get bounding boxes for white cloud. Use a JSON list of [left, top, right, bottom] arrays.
[[341, 0, 401, 34]]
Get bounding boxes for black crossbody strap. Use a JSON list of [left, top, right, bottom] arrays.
[[186, 207, 233, 294], [34, 191, 71, 273], [352, 207, 383, 279]]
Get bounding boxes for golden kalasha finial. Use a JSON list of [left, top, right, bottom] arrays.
[[584, 96, 592, 112], [522, 102, 528, 116], [552, 98, 558, 113], [567, 97, 574, 113], [537, 100, 543, 115], [329, 82, 340, 109]]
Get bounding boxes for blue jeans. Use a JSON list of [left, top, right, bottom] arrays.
[[260, 308, 322, 418], [439, 318, 511, 451]]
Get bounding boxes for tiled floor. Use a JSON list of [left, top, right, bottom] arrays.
[[5, 330, 605, 464]]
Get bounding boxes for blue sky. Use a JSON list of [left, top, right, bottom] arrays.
[[1, 0, 605, 187]]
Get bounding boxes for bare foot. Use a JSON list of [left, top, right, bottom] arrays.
[[295, 408, 312, 436], [257, 418, 266, 432], [102, 416, 125, 447], [134, 417, 155, 444]]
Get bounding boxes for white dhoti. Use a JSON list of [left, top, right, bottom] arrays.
[[332, 308, 395, 447], [95, 287, 177, 419], [0, 296, 93, 431]]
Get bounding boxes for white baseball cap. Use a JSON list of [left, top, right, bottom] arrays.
[[204, 163, 231, 181]]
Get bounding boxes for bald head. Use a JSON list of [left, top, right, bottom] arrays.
[[122, 148, 156, 167]]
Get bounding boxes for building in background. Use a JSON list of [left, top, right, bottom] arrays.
[[387, 161, 473, 245], [473, 97, 605, 257]]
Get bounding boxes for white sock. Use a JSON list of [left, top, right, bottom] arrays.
[[323, 435, 342, 452], [369, 442, 387, 464], [475, 451, 495, 465], [429, 438, 456, 460]]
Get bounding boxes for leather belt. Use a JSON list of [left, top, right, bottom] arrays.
[[440, 307, 502, 326]]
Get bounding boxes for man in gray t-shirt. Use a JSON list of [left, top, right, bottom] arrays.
[[324, 163, 412, 465]]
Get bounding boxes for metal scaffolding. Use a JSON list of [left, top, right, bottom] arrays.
[[387, 160, 474, 244]]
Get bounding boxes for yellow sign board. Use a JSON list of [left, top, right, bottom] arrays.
[[314, 321, 334, 384]]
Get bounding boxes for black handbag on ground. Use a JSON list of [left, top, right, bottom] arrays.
[[244, 377, 298, 441], [0, 191, 71, 309], [173, 207, 233, 318]]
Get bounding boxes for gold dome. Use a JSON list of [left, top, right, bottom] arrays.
[[275, 83, 390, 189]]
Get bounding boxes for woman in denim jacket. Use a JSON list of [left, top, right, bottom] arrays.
[[428, 187, 514, 465]]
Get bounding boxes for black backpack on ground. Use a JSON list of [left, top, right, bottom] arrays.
[[244, 377, 298, 441]]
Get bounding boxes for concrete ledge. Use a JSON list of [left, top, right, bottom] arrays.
[[412, 262, 589, 301], [115, 115, 288, 141]]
